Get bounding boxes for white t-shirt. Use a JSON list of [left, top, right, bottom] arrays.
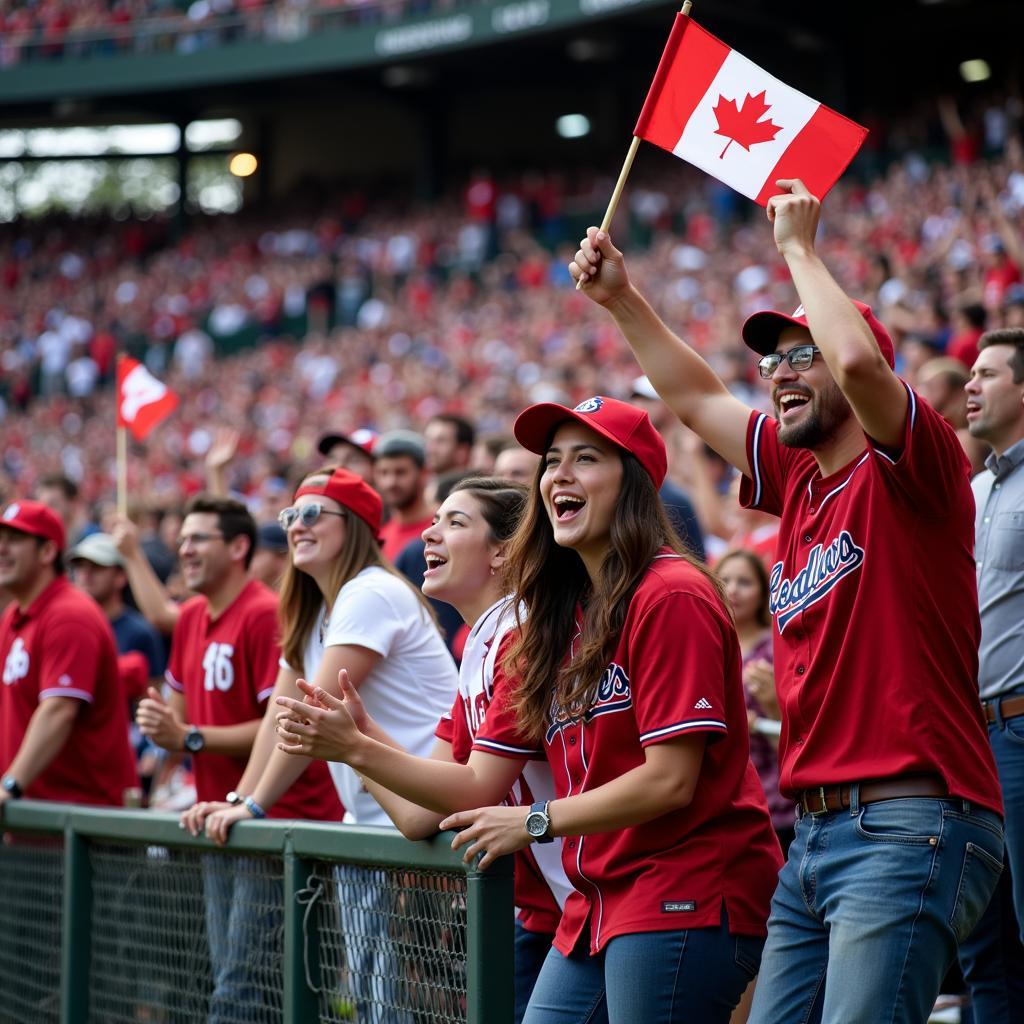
[[301, 566, 459, 826]]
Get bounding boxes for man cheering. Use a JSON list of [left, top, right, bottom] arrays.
[[570, 179, 1004, 1024]]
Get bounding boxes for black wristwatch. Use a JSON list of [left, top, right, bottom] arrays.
[[183, 726, 206, 754], [525, 801, 553, 844], [2, 775, 23, 799]]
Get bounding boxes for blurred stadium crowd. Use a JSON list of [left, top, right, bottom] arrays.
[[1, 91, 1023, 539], [0, 0, 442, 64]]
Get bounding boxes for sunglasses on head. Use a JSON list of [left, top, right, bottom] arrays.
[[757, 344, 821, 379], [277, 502, 348, 529]]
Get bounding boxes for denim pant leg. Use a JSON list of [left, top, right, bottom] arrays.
[[524, 914, 760, 1024], [755, 796, 1003, 1024], [959, 861, 1024, 1023], [989, 714, 1024, 935], [515, 921, 554, 1024], [603, 912, 762, 1024], [748, 815, 831, 1024], [521, 944, 608, 1024], [203, 856, 282, 1024]]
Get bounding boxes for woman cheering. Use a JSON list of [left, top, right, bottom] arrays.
[[442, 397, 782, 1024]]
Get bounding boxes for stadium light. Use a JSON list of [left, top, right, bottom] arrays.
[[229, 152, 258, 177], [959, 59, 991, 83], [556, 114, 591, 139]]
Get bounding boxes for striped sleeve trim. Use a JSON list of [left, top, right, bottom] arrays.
[[749, 413, 768, 507], [639, 719, 728, 744], [40, 687, 93, 702], [472, 737, 541, 758], [164, 669, 184, 693], [256, 685, 275, 703]]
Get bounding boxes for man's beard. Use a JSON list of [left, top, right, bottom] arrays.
[[776, 381, 851, 450]]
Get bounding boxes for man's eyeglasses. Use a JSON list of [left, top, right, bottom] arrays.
[[757, 345, 821, 379], [176, 532, 225, 550], [278, 503, 348, 530]]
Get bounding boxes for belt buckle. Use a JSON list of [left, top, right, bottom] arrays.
[[807, 786, 830, 817]]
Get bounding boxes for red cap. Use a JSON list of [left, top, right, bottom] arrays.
[[317, 427, 379, 458], [294, 468, 383, 537], [1, 499, 66, 551], [741, 300, 895, 369], [514, 396, 667, 488]]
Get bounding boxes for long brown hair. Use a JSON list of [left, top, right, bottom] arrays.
[[278, 467, 437, 673], [504, 450, 722, 742]]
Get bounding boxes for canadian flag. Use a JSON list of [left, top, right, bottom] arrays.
[[116, 355, 178, 441], [635, 14, 867, 205]]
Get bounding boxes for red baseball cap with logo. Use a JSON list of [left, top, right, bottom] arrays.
[[514, 396, 667, 488], [0, 499, 66, 551], [741, 300, 895, 369], [294, 468, 383, 537]]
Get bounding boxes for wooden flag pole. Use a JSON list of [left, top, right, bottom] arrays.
[[117, 425, 128, 517], [576, 0, 692, 290]]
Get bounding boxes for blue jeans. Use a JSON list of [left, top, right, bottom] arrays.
[[522, 909, 763, 1024], [202, 855, 282, 1024], [748, 793, 1004, 1024], [515, 921, 554, 1024], [958, 712, 1024, 1022]]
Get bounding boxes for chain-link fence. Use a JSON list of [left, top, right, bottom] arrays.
[[0, 835, 63, 1024], [0, 803, 513, 1024]]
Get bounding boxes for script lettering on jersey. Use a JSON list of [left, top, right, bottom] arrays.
[[2, 638, 29, 685], [769, 530, 865, 633], [545, 662, 632, 743]]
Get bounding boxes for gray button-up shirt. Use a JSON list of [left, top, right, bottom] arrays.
[[973, 436, 1024, 700]]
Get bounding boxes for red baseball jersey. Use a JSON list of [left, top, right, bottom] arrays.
[[435, 599, 570, 936], [740, 386, 1002, 812], [0, 576, 137, 805], [166, 579, 341, 820], [474, 555, 782, 956]]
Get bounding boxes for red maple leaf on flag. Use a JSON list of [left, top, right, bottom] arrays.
[[713, 90, 782, 159]]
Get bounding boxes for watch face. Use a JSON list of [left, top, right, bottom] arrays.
[[184, 731, 204, 753], [525, 812, 548, 838]]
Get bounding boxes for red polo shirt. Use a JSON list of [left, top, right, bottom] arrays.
[[475, 554, 782, 955], [740, 385, 1001, 813], [0, 576, 137, 806], [166, 579, 341, 820]]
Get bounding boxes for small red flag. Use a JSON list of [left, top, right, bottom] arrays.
[[634, 14, 867, 205], [116, 356, 178, 442]]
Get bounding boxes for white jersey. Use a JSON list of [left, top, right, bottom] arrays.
[[442, 597, 572, 917], [301, 565, 459, 826]]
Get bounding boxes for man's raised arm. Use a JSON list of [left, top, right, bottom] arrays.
[[767, 179, 907, 447], [570, 227, 754, 475]]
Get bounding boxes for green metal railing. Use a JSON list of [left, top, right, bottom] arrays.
[[0, 801, 514, 1024]]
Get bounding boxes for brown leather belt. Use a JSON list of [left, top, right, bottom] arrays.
[[795, 774, 948, 817], [983, 694, 1024, 725]]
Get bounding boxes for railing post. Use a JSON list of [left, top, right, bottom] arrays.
[[60, 826, 92, 1024], [464, 853, 515, 1024], [282, 838, 320, 1024]]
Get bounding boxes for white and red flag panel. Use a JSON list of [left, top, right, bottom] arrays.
[[634, 13, 867, 205], [116, 355, 178, 442]]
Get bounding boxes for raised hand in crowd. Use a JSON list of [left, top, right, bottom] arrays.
[[204, 426, 241, 497], [110, 513, 180, 634]]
